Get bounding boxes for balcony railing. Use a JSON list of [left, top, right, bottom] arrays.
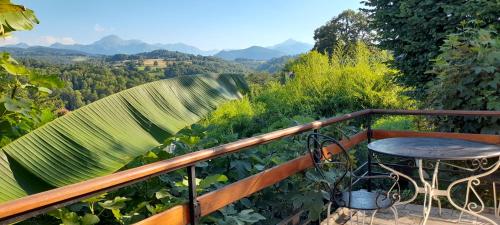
[[0, 109, 498, 225]]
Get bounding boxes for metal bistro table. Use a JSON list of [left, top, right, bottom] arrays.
[[368, 137, 500, 225]]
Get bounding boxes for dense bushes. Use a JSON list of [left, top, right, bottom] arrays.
[[427, 26, 500, 133], [363, 0, 500, 97], [253, 42, 412, 120]]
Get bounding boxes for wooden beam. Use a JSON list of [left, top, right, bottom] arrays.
[[372, 130, 500, 144], [134, 205, 189, 225], [198, 155, 312, 217]]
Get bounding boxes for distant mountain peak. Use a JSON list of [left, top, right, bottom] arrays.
[[47, 35, 214, 56], [215, 46, 286, 61], [101, 34, 121, 39], [282, 38, 299, 44], [93, 35, 138, 46], [269, 39, 313, 55]]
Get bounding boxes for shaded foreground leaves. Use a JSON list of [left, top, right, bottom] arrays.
[[0, 73, 247, 202]]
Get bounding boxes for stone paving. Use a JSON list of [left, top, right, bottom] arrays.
[[322, 204, 500, 225]]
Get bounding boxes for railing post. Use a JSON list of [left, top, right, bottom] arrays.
[[367, 114, 373, 192], [187, 166, 200, 225], [313, 128, 320, 161], [311, 128, 323, 225]]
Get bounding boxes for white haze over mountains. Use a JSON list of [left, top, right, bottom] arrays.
[[3, 35, 313, 59]]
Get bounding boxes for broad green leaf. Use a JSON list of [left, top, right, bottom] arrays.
[[60, 211, 79, 225], [0, 1, 39, 36], [81, 193, 107, 204], [81, 214, 99, 225], [236, 209, 266, 223], [155, 188, 172, 199], [0, 151, 30, 202], [198, 174, 228, 189], [98, 196, 129, 210], [48, 208, 80, 225], [0, 52, 30, 75], [0, 74, 248, 202]]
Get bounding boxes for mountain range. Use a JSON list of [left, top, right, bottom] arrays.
[[46, 35, 217, 56], [3, 35, 312, 60], [215, 39, 313, 60]]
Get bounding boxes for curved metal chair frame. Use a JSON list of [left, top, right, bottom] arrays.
[[307, 133, 400, 225], [494, 182, 499, 218]]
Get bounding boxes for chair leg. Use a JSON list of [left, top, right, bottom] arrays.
[[494, 182, 498, 218], [362, 210, 366, 225], [435, 175, 442, 216], [369, 209, 378, 225], [390, 206, 398, 225], [434, 197, 442, 216], [326, 202, 332, 225], [350, 210, 354, 225]]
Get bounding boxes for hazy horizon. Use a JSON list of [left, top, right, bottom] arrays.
[[1, 34, 312, 51], [0, 0, 361, 50]]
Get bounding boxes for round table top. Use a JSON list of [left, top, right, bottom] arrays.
[[368, 137, 500, 160]]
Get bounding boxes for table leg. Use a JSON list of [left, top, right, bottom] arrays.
[[446, 156, 500, 225], [417, 159, 440, 225]]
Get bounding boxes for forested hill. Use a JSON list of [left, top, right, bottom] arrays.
[[0, 46, 96, 64], [5, 46, 292, 111], [105, 49, 251, 76], [15, 49, 252, 110]]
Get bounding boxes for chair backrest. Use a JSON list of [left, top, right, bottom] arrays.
[[307, 132, 401, 210], [307, 133, 352, 200]]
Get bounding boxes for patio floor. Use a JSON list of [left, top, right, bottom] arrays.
[[322, 204, 500, 225]]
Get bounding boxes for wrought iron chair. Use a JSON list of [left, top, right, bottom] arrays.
[[307, 133, 400, 225]]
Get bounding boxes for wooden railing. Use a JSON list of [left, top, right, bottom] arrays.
[[0, 109, 499, 225]]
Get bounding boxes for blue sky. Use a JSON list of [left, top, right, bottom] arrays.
[[2, 0, 362, 50]]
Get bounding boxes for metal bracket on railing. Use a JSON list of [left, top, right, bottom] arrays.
[[187, 166, 201, 225]]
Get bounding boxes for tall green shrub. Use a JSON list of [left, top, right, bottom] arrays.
[[260, 42, 413, 117]]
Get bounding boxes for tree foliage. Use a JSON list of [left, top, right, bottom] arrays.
[[362, 0, 500, 97], [427, 26, 500, 133], [313, 9, 374, 56], [272, 42, 413, 117], [0, 1, 64, 148]]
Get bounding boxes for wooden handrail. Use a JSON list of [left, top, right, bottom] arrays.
[[0, 110, 371, 223], [136, 131, 368, 225], [0, 109, 498, 224], [371, 109, 500, 117]]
